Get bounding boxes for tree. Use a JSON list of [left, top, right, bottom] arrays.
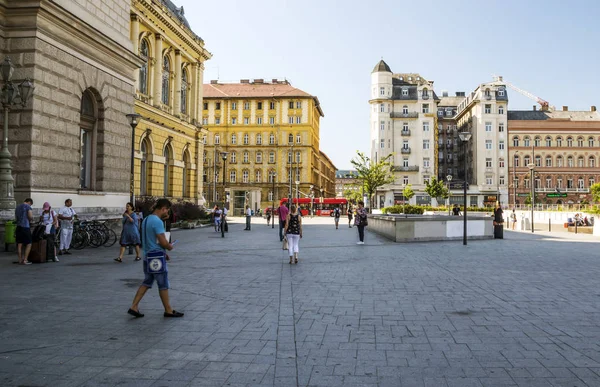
[[402, 184, 415, 202], [424, 176, 449, 203], [350, 151, 395, 210], [343, 188, 363, 204], [524, 192, 539, 205], [591, 183, 600, 203]]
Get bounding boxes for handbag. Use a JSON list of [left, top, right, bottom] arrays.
[[142, 217, 167, 274], [282, 236, 288, 250]]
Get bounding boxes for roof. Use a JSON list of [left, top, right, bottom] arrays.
[[507, 110, 600, 121], [336, 170, 358, 178], [160, 0, 203, 42], [319, 150, 337, 171], [438, 96, 465, 107], [392, 73, 432, 86], [203, 81, 324, 117], [372, 60, 392, 73]]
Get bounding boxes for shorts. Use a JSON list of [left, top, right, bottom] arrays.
[[16, 226, 32, 245], [141, 260, 170, 290]]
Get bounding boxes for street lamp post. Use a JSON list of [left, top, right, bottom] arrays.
[[446, 174, 452, 215], [126, 113, 141, 205], [309, 184, 314, 217], [271, 171, 276, 229], [295, 180, 300, 208], [288, 143, 293, 207], [320, 187, 324, 214], [512, 151, 518, 209], [220, 152, 228, 238], [459, 131, 472, 246], [528, 163, 535, 233], [0, 57, 34, 210]]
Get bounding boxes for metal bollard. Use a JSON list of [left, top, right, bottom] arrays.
[[575, 221, 578, 234], [549, 218, 551, 232]]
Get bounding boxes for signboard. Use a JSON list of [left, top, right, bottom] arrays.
[[546, 193, 567, 198], [517, 193, 529, 197], [449, 182, 469, 190]]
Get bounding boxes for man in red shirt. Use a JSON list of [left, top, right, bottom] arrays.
[[277, 204, 289, 241]]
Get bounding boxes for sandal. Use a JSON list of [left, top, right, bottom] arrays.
[[164, 310, 184, 318], [114, 258, 123, 263], [295, 258, 298, 264], [289, 259, 293, 264], [127, 308, 144, 318], [134, 257, 141, 261]]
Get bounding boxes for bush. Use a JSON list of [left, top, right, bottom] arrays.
[[135, 197, 208, 221], [381, 204, 424, 214]]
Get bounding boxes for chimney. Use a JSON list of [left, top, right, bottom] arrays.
[[442, 90, 448, 97], [562, 106, 568, 111], [253, 79, 264, 84], [240, 79, 250, 84], [210, 80, 218, 84], [592, 106, 597, 112], [533, 105, 536, 111]]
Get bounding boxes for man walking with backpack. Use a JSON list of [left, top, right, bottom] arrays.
[[334, 207, 341, 229]]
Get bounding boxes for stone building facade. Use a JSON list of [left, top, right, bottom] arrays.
[[1, 0, 142, 215], [508, 107, 600, 206], [436, 92, 465, 195], [201, 79, 336, 215], [131, 0, 211, 203]]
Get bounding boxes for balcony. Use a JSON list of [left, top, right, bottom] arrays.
[[421, 94, 429, 100], [401, 130, 411, 136], [484, 94, 493, 100], [401, 148, 411, 154], [535, 188, 590, 193], [394, 166, 419, 172], [390, 112, 419, 119]]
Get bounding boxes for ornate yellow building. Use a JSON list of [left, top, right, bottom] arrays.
[[130, 0, 211, 203], [202, 79, 336, 215]]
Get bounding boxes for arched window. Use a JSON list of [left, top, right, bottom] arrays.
[[422, 88, 428, 98], [556, 136, 563, 147], [534, 136, 541, 147], [524, 136, 530, 147], [578, 156, 584, 167], [242, 170, 249, 183], [256, 134, 262, 145], [567, 137, 573, 147], [255, 170, 262, 183], [545, 136, 552, 147], [214, 134, 220, 144], [589, 156, 596, 168], [402, 105, 409, 114], [140, 138, 149, 195], [513, 154, 520, 167], [139, 39, 149, 95], [589, 137, 594, 147], [556, 155, 563, 167], [545, 156, 552, 167], [163, 145, 172, 196], [567, 156, 573, 167], [80, 89, 99, 190], [288, 133, 293, 144], [577, 137, 584, 147], [180, 68, 188, 114], [535, 155, 541, 167], [269, 133, 275, 144], [512, 136, 519, 147], [182, 150, 190, 198], [162, 56, 170, 105], [524, 155, 531, 165]]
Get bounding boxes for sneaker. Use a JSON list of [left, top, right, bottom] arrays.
[[360, 242, 365, 245], [54, 256, 59, 262], [356, 242, 362, 245], [22, 261, 32, 265]]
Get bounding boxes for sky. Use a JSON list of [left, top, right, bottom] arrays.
[[179, 0, 600, 169]]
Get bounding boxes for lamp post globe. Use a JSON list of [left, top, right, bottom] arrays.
[[446, 175, 453, 215]]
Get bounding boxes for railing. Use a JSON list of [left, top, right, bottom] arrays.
[[391, 112, 419, 119], [401, 148, 411, 154], [533, 188, 590, 193], [511, 204, 600, 212], [393, 166, 419, 172], [421, 94, 429, 100], [401, 130, 411, 136]]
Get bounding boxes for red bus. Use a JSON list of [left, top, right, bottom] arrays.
[[279, 197, 348, 217]]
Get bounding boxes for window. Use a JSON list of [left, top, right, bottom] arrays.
[[556, 137, 562, 147], [534, 137, 541, 147], [556, 156, 563, 167], [589, 156, 596, 168], [498, 89, 505, 96], [268, 170, 276, 183], [578, 156, 584, 167], [79, 90, 96, 189], [513, 178, 519, 189], [499, 160, 505, 168], [288, 116, 293, 124], [243, 152, 249, 163], [535, 178, 541, 189], [485, 104, 491, 114], [288, 133, 293, 144], [485, 140, 492, 150], [578, 178, 585, 189], [557, 178, 562, 188], [243, 133, 249, 144], [230, 152, 236, 163], [525, 178, 530, 189], [242, 170, 249, 183], [524, 137, 530, 147], [402, 140, 409, 149], [486, 158, 492, 168], [161, 56, 170, 105], [244, 117, 249, 125], [256, 134, 262, 145], [546, 178, 552, 188], [380, 103, 385, 112], [269, 117, 275, 125], [403, 123, 409, 131], [422, 104, 429, 113], [216, 102, 221, 110], [296, 116, 301, 124], [424, 176, 430, 185], [380, 139, 385, 148], [499, 141, 505, 150], [513, 136, 519, 147], [230, 170, 236, 183], [163, 145, 172, 196], [202, 117, 208, 125], [269, 101, 275, 109], [499, 123, 504, 132], [231, 102, 237, 110], [514, 155, 519, 167], [244, 102, 250, 110], [203, 102, 208, 110], [545, 156, 552, 167], [269, 133, 275, 144], [380, 87, 385, 95], [403, 158, 409, 167], [215, 117, 221, 125], [388, 139, 391, 148], [577, 137, 584, 147], [545, 136, 552, 147], [589, 137, 595, 147], [402, 105, 408, 114], [423, 122, 429, 132], [590, 178, 595, 187], [485, 122, 492, 132], [535, 155, 541, 167], [214, 134, 220, 144], [498, 106, 504, 114], [403, 176, 409, 185], [567, 179, 573, 189], [139, 39, 149, 95], [289, 101, 294, 109], [486, 177, 493, 185], [423, 140, 430, 150], [257, 117, 263, 124], [232, 117, 237, 125], [567, 156, 573, 167], [402, 88, 408, 96], [423, 158, 430, 168], [296, 134, 301, 143], [524, 155, 530, 165], [499, 176, 505, 185], [567, 137, 573, 147], [257, 102, 263, 110], [231, 134, 237, 144]]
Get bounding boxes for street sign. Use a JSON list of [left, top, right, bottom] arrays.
[[546, 193, 567, 198], [517, 193, 529, 197]]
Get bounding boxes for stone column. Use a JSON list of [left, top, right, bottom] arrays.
[[195, 132, 202, 204], [196, 62, 204, 123], [130, 14, 140, 89], [189, 62, 198, 123], [153, 34, 163, 107], [147, 34, 155, 103], [174, 50, 182, 115]]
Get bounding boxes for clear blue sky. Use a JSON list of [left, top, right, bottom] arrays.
[[180, 0, 599, 169]]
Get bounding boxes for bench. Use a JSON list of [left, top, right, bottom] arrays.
[[567, 226, 593, 234]]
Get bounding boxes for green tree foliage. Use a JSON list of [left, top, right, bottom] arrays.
[[350, 151, 395, 209], [343, 188, 363, 204], [591, 183, 600, 203], [523, 192, 539, 205], [424, 176, 449, 200], [402, 184, 415, 201]]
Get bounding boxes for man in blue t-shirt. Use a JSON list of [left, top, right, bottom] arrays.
[[15, 198, 34, 265], [128, 199, 183, 318]]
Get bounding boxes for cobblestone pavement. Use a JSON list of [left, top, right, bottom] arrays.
[[1, 216, 600, 387]]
